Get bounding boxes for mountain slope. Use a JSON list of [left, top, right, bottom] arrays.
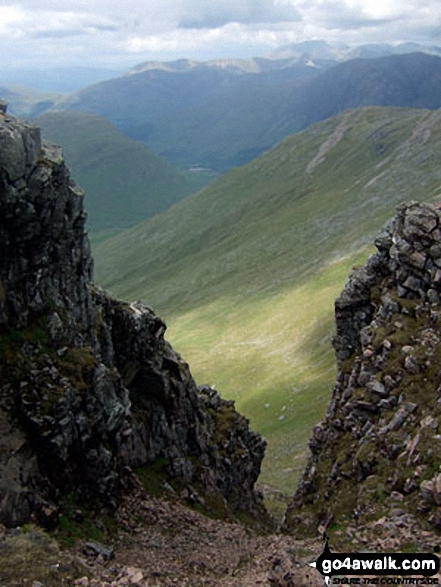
[[50, 53, 441, 173], [94, 106, 441, 493], [37, 111, 211, 238], [161, 52, 441, 172], [297, 52, 441, 122]]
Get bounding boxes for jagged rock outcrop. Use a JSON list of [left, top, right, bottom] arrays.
[[283, 201, 441, 538], [0, 107, 266, 528]]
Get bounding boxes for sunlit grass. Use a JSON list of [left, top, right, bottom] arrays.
[[166, 250, 370, 494]]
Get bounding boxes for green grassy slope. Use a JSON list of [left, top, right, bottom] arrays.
[[94, 106, 441, 494], [37, 111, 214, 238]]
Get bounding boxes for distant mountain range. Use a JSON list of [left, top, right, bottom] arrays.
[[0, 85, 58, 118], [127, 41, 441, 73], [37, 111, 211, 240], [17, 51, 441, 174], [2, 48, 441, 174], [267, 40, 441, 61], [3, 46, 441, 243], [94, 105, 441, 491]]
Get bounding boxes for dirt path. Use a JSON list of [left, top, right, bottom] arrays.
[[306, 110, 355, 173], [72, 488, 441, 587], [72, 490, 325, 587], [4, 485, 441, 586]]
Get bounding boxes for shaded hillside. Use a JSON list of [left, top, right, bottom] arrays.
[[94, 106, 441, 493], [58, 59, 321, 172], [298, 52, 441, 123], [137, 52, 441, 172], [37, 111, 211, 238], [45, 53, 441, 172]]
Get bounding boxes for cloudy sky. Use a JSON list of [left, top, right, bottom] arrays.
[[0, 0, 440, 73]]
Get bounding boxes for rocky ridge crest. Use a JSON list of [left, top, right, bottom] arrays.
[[283, 200, 441, 542], [0, 107, 266, 528]]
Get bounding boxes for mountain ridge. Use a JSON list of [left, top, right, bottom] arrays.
[[61, 52, 441, 172], [128, 42, 441, 75], [283, 201, 441, 550], [268, 40, 441, 62], [126, 55, 329, 76]]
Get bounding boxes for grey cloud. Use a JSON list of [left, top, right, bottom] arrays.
[[326, 15, 395, 30], [31, 24, 119, 39], [87, 24, 120, 32], [426, 26, 441, 39], [179, 0, 301, 29], [2, 0, 91, 10], [33, 28, 86, 38], [2, 0, 441, 71]]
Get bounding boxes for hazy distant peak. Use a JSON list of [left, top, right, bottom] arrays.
[[267, 39, 441, 62], [126, 40, 441, 78], [126, 55, 327, 77], [126, 58, 200, 75], [267, 40, 346, 61], [126, 57, 264, 75]]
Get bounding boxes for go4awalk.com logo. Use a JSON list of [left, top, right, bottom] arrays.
[[309, 537, 440, 586]]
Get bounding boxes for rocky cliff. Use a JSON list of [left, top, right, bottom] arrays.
[[0, 106, 266, 528], [283, 201, 441, 543]]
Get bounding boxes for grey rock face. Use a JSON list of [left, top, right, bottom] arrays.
[[0, 113, 94, 342], [0, 113, 266, 527], [94, 291, 266, 513], [0, 113, 41, 182], [283, 201, 441, 536]]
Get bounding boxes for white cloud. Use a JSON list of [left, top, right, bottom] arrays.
[[127, 22, 305, 56], [0, 4, 120, 39], [0, 0, 440, 70]]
